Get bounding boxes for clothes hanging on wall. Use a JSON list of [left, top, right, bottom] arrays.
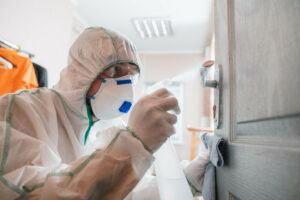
[[33, 62, 48, 87], [0, 56, 13, 69], [0, 47, 38, 95]]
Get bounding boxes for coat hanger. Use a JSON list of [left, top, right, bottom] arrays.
[[0, 37, 35, 58], [0, 56, 13, 69], [0, 43, 17, 69]]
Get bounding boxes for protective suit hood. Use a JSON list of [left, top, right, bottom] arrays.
[[54, 27, 140, 119]]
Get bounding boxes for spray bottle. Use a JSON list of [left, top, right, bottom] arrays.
[[146, 80, 194, 200]]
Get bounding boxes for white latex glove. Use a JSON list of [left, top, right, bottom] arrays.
[[184, 141, 210, 195], [128, 88, 180, 153]]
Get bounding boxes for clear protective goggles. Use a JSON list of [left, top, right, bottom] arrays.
[[99, 63, 140, 84]]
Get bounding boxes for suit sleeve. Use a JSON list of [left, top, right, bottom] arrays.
[[0, 126, 154, 200]]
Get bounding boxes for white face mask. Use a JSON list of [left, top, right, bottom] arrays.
[[89, 75, 134, 120]]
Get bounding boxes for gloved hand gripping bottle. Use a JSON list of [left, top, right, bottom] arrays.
[[146, 80, 194, 200]]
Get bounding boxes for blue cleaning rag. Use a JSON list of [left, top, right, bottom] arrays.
[[201, 133, 225, 200]]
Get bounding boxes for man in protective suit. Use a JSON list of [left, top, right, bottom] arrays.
[[0, 27, 207, 199]]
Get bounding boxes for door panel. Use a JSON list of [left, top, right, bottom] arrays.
[[234, 0, 300, 121], [215, 0, 300, 199]]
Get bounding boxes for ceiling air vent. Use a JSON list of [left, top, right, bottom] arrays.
[[131, 17, 173, 39]]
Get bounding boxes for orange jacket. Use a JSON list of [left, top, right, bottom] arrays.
[[0, 47, 38, 95]]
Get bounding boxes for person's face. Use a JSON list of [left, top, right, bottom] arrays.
[[87, 63, 139, 97]]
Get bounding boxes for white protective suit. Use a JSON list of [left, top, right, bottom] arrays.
[[0, 27, 154, 199]]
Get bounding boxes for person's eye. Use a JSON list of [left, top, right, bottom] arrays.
[[115, 66, 125, 76], [115, 66, 124, 73]]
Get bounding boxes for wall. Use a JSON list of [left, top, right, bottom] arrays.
[[0, 0, 75, 86], [0, 0, 214, 160], [138, 53, 213, 160]]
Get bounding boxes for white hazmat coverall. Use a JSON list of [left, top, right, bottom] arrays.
[[0, 27, 207, 200], [0, 27, 154, 199]]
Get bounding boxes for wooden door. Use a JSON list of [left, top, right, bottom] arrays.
[[214, 0, 300, 199]]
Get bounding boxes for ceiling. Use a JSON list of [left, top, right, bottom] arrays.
[[74, 0, 213, 53]]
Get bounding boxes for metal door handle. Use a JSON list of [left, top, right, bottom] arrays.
[[200, 60, 222, 129], [200, 60, 219, 88]]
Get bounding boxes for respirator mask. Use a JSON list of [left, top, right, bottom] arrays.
[[89, 75, 134, 120]]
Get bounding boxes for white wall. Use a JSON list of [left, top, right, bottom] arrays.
[[0, 0, 214, 160], [139, 53, 213, 160], [0, 0, 75, 86]]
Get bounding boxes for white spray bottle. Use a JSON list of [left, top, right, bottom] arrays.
[[146, 80, 194, 200]]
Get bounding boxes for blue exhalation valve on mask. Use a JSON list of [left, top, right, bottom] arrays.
[[119, 101, 132, 113]]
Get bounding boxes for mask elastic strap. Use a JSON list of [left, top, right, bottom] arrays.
[[98, 77, 106, 83], [83, 104, 95, 145], [86, 96, 96, 100]]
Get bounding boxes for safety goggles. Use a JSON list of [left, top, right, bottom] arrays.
[[99, 63, 140, 84]]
